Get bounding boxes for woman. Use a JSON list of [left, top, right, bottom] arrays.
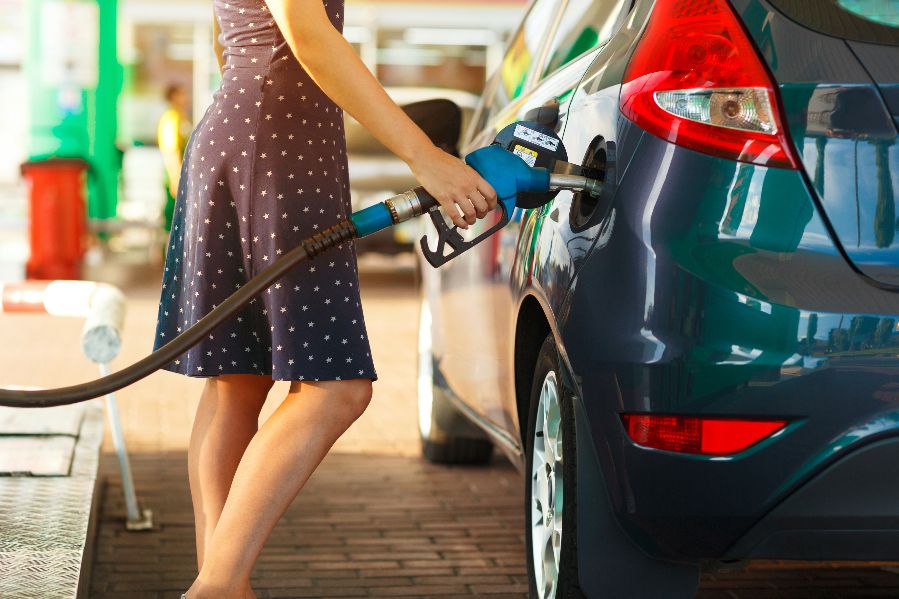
[[153, 0, 497, 598]]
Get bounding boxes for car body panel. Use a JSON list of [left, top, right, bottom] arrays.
[[724, 436, 899, 560], [432, 44, 608, 433], [730, 0, 899, 288], [850, 41, 899, 121], [432, 0, 646, 443]]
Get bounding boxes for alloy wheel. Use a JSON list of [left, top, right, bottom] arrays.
[[530, 370, 563, 599]]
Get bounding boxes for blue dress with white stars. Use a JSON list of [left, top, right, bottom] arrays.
[[152, 0, 377, 382]]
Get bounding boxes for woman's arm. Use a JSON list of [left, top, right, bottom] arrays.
[[212, 9, 225, 74], [264, 0, 496, 229]]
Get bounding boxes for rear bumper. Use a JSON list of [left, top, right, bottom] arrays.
[[725, 436, 899, 560], [576, 358, 899, 560]]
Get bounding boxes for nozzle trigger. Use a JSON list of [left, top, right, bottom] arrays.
[[418, 200, 511, 268]]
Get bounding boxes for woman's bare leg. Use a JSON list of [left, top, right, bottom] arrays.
[[184, 377, 373, 598], [188, 374, 274, 570]]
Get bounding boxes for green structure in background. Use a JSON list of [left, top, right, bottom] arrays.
[[25, 0, 123, 223]]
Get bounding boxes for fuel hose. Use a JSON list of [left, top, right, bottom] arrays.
[[0, 143, 598, 408], [0, 187, 436, 408]]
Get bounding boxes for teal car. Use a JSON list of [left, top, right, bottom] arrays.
[[417, 0, 899, 597]]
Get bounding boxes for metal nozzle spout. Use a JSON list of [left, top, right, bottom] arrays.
[[548, 173, 603, 197]]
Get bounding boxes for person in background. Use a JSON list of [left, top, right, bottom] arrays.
[[157, 83, 192, 238]]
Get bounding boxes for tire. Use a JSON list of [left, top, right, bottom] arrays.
[[417, 292, 493, 464], [525, 335, 583, 599], [524, 334, 700, 598]]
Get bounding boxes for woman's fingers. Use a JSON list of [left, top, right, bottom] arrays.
[[465, 166, 497, 210], [438, 196, 469, 229], [452, 208, 469, 229], [441, 187, 491, 229], [454, 193, 477, 225], [411, 147, 503, 230], [467, 189, 489, 218], [477, 179, 498, 210]]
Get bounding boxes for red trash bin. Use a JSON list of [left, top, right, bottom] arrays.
[[20, 158, 89, 280]]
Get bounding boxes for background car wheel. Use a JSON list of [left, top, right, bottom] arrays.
[[417, 292, 493, 464], [525, 335, 583, 599]]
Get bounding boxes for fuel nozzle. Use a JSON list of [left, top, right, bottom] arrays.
[[349, 121, 603, 268], [413, 144, 602, 267]]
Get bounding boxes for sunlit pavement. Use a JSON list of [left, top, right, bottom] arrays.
[[3, 256, 899, 597]]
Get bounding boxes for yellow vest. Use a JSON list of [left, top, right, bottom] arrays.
[[157, 107, 190, 158]]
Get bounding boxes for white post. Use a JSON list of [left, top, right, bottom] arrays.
[[97, 361, 153, 530]]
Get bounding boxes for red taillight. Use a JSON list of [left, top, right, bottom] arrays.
[[619, 0, 798, 169], [620, 414, 787, 455]]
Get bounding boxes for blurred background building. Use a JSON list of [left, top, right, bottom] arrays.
[[0, 0, 526, 280]]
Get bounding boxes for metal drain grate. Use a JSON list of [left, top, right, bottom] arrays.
[[0, 399, 104, 599]]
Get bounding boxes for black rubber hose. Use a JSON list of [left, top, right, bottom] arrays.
[[0, 219, 358, 408]]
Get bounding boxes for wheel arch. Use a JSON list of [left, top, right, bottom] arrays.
[[513, 292, 553, 450]]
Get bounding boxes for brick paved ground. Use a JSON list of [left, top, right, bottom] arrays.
[[91, 451, 528, 599], [4, 256, 899, 597], [92, 448, 899, 599]]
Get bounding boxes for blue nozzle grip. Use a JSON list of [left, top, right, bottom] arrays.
[[464, 145, 551, 207]]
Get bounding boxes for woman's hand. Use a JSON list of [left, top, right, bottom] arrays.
[[408, 145, 498, 230]]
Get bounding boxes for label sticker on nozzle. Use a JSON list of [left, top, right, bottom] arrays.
[[512, 144, 538, 167], [513, 124, 560, 151]]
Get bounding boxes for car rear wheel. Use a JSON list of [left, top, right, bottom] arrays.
[[417, 293, 493, 464], [525, 335, 583, 599], [525, 334, 700, 598]]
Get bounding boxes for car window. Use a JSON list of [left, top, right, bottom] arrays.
[[838, 0, 899, 26], [767, 0, 899, 45], [541, 0, 632, 78], [465, 73, 499, 145], [483, 0, 561, 125]]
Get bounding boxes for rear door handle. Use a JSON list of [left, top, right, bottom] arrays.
[[523, 98, 560, 130]]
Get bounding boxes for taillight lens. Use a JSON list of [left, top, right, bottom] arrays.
[[620, 414, 787, 455], [619, 0, 798, 169]]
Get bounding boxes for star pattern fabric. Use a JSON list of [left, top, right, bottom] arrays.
[[152, 0, 377, 382]]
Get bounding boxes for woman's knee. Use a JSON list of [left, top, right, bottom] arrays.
[[335, 379, 373, 421]]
